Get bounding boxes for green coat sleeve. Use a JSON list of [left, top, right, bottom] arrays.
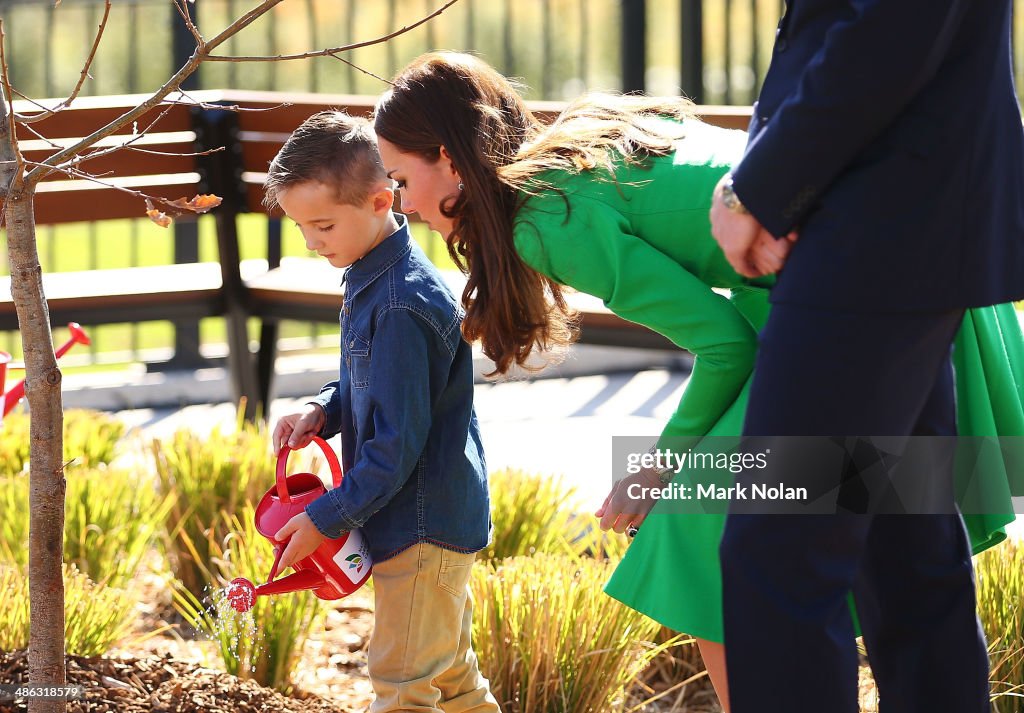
[[514, 191, 758, 442]]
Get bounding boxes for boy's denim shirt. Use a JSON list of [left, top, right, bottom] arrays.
[[305, 215, 491, 563]]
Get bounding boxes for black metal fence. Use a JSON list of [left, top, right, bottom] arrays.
[[0, 0, 815, 106]]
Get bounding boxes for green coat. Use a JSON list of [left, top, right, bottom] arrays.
[[514, 120, 768, 442], [512, 119, 1023, 643]]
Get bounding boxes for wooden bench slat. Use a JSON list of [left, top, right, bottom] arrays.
[[13, 96, 194, 140], [245, 259, 678, 350], [33, 174, 202, 225], [0, 263, 226, 331]]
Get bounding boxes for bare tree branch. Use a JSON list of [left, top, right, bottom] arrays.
[[24, 0, 283, 183], [171, 90, 291, 114], [0, 20, 23, 192], [13, 1, 111, 124], [7, 86, 63, 115], [204, 0, 461, 62], [205, 0, 287, 50], [331, 55, 394, 87], [173, 0, 203, 47], [22, 157, 218, 216], [24, 0, 459, 186], [15, 115, 63, 151], [67, 141, 224, 172]]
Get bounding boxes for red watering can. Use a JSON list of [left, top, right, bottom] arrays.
[[226, 436, 372, 613], [2, 322, 91, 418]]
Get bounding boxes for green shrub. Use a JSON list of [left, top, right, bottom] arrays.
[[173, 506, 327, 694], [0, 468, 170, 587], [485, 468, 630, 562], [976, 538, 1024, 711], [0, 409, 124, 475], [63, 409, 126, 469], [64, 468, 175, 587], [470, 553, 672, 713], [0, 563, 136, 656], [151, 410, 271, 597]]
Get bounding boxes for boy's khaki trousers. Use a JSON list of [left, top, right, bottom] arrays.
[[367, 542, 501, 713]]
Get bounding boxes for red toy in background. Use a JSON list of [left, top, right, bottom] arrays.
[[2, 322, 91, 421], [226, 436, 372, 613], [0, 350, 9, 426]]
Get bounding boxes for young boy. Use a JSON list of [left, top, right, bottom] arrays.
[[265, 111, 500, 713]]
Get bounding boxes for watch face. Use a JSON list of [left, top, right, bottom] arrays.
[[722, 183, 748, 214]]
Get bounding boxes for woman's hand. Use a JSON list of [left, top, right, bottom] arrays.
[[596, 468, 666, 535], [274, 512, 326, 570]]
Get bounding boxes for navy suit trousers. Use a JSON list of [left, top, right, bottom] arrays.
[[721, 305, 990, 713]]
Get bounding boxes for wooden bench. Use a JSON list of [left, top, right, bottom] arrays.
[[1, 90, 752, 414]]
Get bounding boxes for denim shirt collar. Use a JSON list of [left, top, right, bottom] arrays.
[[342, 213, 412, 299]]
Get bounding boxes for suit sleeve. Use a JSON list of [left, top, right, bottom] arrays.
[[515, 194, 758, 442], [732, 0, 970, 236]]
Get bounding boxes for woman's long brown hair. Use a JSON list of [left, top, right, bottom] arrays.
[[373, 51, 692, 376]]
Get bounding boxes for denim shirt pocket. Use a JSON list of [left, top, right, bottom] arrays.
[[347, 332, 371, 389]]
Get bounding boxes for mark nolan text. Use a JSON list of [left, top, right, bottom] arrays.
[[698, 483, 807, 501]]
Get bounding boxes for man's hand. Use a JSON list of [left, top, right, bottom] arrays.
[[710, 174, 765, 278], [275, 512, 326, 571], [711, 174, 799, 278], [272, 404, 327, 453], [596, 468, 665, 535], [749, 229, 799, 276]]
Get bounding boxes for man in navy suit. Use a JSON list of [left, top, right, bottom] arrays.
[[711, 2, 1024, 711]]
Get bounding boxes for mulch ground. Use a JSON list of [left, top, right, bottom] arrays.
[[0, 557, 877, 712], [0, 649, 349, 713]]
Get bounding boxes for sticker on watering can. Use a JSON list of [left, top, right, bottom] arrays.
[[332, 529, 372, 584]]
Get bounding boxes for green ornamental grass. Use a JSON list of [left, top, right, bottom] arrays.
[[0, 408, 124, 475], [173, 506, 327, 694], [975, 538, 1024, 711], [0, 467, 171, 588], [0, 563, 136, 657], [151, 408, 271, 598], [485, 467, 630, 561], [470, 553, 673, 713]]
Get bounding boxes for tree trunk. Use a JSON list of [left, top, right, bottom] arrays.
[[6, 188, 67, 713]]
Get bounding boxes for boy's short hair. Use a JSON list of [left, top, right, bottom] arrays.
[[263, 110, 387, 210]]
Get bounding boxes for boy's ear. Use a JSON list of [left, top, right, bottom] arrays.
[[370, 184, 395, 214]]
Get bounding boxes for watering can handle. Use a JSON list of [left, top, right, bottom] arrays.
[[275, 436, 343, 504], [266, 545, 285, 584]]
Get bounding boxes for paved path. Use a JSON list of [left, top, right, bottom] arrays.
[[115, 366, 1021, 537]]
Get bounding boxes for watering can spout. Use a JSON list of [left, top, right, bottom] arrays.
[[227, 570, 326, 613]]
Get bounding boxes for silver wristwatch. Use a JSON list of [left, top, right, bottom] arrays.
[[720, 174, 750, 215], [648, 445, 675, 485]]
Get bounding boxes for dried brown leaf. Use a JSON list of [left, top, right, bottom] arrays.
[[167, 194, 223, 214], [144, 200, 173, 228]]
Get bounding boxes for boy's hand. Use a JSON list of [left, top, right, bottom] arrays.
[[275, 512, 326, 571], [272, 404, 327, 453]]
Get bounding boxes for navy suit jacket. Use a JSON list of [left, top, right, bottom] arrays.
[[731, 0, 1024, 311]]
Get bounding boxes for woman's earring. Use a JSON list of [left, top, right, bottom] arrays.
[[458, 182, 464, 191]]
